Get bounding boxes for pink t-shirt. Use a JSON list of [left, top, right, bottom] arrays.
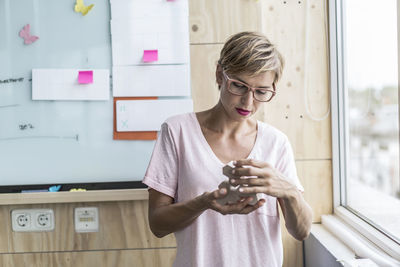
[[143, 112, 304, 267]]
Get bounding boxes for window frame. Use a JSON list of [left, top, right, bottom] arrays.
[[329, 0, 400, 260]]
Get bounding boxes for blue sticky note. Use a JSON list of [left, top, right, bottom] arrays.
[[49, 185, 61, 192]]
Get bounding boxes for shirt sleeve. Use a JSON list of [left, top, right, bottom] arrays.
[[275, 138, 304, 192], [142, 122, 179, 199]]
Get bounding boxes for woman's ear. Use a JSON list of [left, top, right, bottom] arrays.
[[216, 64, 223, 89]]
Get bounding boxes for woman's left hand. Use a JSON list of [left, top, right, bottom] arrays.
[[228, 159, 298, 200]]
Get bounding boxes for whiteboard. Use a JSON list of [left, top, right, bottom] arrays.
[[0, 0, 190, 187]]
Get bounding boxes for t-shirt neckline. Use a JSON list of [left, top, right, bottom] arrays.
[[190, 112, 261, 166]]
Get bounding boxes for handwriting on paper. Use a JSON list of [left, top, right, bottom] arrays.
[[19, 24, 39, 45]]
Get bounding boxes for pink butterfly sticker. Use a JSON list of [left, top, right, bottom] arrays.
[[19, 24, 39, 45]]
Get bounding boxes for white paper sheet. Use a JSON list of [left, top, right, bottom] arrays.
[[112, 65, 190, 97], [110, 16, 189, 65], [116, 99, 193, 131], [111, 16, 189, 40], [32, 69, 109, 100], [110, 0, 188, 20]]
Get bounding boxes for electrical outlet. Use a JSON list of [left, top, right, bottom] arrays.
[[74, 207, 99, 233], [11, 209, 54, 232], [34, 210, 54, 230], [12, 211, 31, 231]]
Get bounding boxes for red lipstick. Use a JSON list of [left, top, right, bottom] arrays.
[[236, 108, 251, 116]]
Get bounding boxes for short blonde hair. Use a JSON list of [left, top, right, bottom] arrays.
[[218, 32, 284, 84]]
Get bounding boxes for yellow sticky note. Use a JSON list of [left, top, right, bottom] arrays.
[[74, 0, 94, 16], [70, 188, 87, 192]]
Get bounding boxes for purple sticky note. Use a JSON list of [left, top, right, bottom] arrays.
[[78, 70, 93, 84], [143, 50, 158, 62]]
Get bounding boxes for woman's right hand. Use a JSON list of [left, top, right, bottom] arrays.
[[148, 187, 265, 238], [200, 188, 265, 215]]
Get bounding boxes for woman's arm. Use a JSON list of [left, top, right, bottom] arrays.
[[148, 187, 264, 238], [277, 189, 313, 241], [230, 159, 313, 241], [148, 189, 206, 238]]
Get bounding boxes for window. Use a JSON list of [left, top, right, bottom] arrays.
[[330, 0, 400, 257]]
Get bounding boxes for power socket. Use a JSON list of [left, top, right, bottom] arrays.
[[35, 212, 53, 230], [13, 212, 32, 231], [11, 209, 54, 232]]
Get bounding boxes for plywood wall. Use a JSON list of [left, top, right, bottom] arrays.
[[0, 1, 332, 267], [0, 201, 177, 267]]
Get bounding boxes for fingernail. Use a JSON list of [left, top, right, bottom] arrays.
[[230, 179, 235, 183], [219, 188, 227, 194], [238, 188, 244, 192], [231, 169, 235, 174]]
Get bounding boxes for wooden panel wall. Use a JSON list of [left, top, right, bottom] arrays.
[[0, 201, 176, 267], [0, 249, 177, 267], [0, 1, 332, 266]]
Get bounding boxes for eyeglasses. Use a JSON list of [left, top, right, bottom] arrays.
[[222, 71, 276, 102]]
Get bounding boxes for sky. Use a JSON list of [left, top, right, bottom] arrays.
[[345, 0, 398, 90]]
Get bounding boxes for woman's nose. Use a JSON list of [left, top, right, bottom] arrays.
[[241, 90, 254, 105]]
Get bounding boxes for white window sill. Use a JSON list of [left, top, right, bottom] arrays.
[[311, 212, 400, 267], [310, 223, 355, 265], [334, 206, 400, 261]]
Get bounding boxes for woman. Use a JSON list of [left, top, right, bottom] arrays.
[[143, 31, 313, 267]]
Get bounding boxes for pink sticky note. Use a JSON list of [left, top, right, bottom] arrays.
[[143, 50, 158, 62], [78, 70, 93, 84]]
